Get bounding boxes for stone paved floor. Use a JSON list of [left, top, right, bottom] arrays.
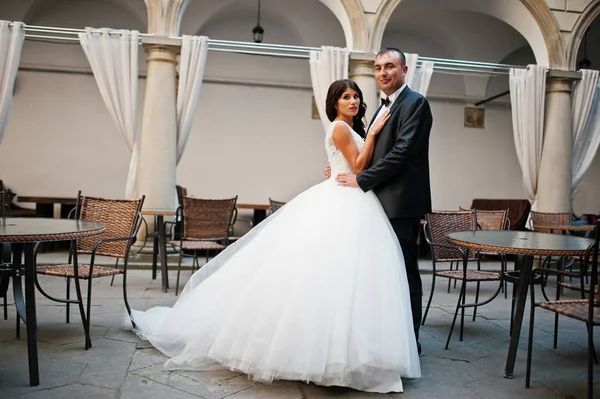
[[0, 253, 597, 398]]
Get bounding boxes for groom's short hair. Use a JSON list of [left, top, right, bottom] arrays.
[[377, 48, 406, 66]]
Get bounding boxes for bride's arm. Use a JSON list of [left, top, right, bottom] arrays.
[[332, 111, 390, 173]]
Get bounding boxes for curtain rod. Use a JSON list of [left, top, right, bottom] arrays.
[[16, 23, 523, 75]]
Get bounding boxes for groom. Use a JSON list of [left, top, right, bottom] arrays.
[[336, 48, 433, 353]]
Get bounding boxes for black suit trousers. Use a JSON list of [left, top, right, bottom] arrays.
[[389, 217, 422, 341]]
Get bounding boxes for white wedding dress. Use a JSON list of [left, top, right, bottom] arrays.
[[130, 120, 421, 393]]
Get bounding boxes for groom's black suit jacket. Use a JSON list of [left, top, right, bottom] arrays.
[[356, 86, 433, 219]]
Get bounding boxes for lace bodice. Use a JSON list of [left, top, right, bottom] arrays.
[[325, 121, 365, 176]]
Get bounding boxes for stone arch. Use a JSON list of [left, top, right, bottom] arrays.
[[371, 0, 564, 68], [190, 0, 346, 47], [317, 0, 367, 49], [22, 0, 63, 24], [196, 4, 304, 45], [566, 0, 600, 70], [22, 0, 145, 28], [519, 0, 565, 68]]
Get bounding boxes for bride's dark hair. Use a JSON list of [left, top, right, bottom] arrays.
[[325, 79, 367, 138]]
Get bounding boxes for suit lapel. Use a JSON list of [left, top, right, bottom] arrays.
[[369, 86, 412, 135], [389, 86, 411, 115]]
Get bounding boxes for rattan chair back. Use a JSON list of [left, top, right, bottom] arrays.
[[268, 198, 286, 214], [181, 196, 237, 241], [426, 210, 478, 262], [476, 209, 509, 231], [176, 185, 188, 205], [531, 211, 572, 234], [76, 196, 144, 258]]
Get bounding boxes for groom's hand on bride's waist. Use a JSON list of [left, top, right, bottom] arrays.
[[336, 173, 358, 187]]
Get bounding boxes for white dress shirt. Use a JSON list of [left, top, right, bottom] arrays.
[[374, 84, 406, 123]]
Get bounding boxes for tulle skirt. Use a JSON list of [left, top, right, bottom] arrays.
[[130, 179, 420, 393]]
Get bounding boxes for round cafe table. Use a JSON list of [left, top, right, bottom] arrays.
[[446, 230, 593, 379], [0, 217, 104, 386]]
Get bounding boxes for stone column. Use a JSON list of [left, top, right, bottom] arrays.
[[535, 70, 580, 212], [349, 54, 378, 123], [137, 0, 188, 212]]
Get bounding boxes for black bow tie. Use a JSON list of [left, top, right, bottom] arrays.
[[381, 97, 390, 106]]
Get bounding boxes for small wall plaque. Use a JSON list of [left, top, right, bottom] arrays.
[[464, 106, 485, 129]]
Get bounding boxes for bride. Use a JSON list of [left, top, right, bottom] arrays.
[[129, 79, 421, 393]]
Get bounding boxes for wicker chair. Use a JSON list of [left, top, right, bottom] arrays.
[[171, 195, 238, 295], [34, 193, 145, 349], [526, 219, 600, 399], [458, 208, 510, 298], [530, 210, 572, 226], [422, 210, 504, 349], [475, 209, 510, 299], [268, 198, 286, 215], [531, 210, 573, 271], [530, 211, 585, 297]]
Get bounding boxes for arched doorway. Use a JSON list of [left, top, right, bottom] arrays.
[[176, 0, 347, 206], [379, 0, 539, 209]]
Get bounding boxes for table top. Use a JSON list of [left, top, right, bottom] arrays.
[[447, 230, 594, 257], [0, 217, 105, 243], [534, 224, 596, 232], [17, 196, 77, 205]]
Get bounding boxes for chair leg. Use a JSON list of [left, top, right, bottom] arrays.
[[422, 273, 436, 325], [16, 311, 20, 339], [525, 290, 536, 388], [121, 252, 136, 329], [72, 276, 89, 350], [588, 320, 594, 399], [447, 261, 453, 293], [589, 323, 599, 365], [175, 250, 183, 296], [110, 258, 120, 286], [193, 253, 200, 272], [445, 279, 465, 350], [85, 277, 93, 349], [66, 277, 71, 324], [460, 281, 466, 341], [553, 314, 559, 349], [472, 281, 480, 321], [501, 254, 508, 299]]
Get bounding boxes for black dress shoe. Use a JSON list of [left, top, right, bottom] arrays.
[[417, 341, 422, 356]]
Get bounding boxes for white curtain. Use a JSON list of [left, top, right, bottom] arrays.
[[309, 46, 349, 130], [412, 60, 434, 97], [78, 27, 140, 198], [176, 35, 209, 164], [391, 53, 434, 97], [404, 53, 419, 87], [509, 65, 547, 205], [571, 69, 600, 197], [0, 21, 24, 146]]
